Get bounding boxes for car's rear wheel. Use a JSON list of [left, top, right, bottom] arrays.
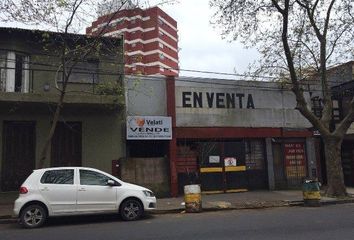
[[20, 204, 47, 228], [120, 199, 143, 221]]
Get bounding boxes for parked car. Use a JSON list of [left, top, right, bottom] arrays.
[[13, 167, 157, 228]]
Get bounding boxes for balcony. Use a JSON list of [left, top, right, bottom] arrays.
[[0, 67, 124, 114]]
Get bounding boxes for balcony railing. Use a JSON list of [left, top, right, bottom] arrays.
[[0, 67, 114, 95]]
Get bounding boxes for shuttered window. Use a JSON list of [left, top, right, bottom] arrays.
[[245, 140, 265, 170]]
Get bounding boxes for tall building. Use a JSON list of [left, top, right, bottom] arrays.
[[86, 2, 179, 76]]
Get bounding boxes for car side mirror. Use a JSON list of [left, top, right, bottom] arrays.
[[107, 179, 118, 186]]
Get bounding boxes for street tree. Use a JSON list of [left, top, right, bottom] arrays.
[[0, 0, 171, 168], [210, 0, 354, 197]]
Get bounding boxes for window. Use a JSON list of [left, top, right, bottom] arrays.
[[159, 31, 164, 37], [311, 96, 323, 118], [132, 43, 136, 48], [332, 99, 340, 121], [80, 169, 115, 186], [159, 43, 164, 49], [0, 51, 6, 91], [57, 59, 99, 84], [245, 140, 265, 170], [159, 53, 165, 60], [40, 170, 74, 184], [158, 18, 163, 26], [0, 51, 30, 93], [131, 55, 142, 63], [127, 140, 169, 157]]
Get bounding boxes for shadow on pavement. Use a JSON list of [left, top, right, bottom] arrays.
[[10, 214, 156, 229]]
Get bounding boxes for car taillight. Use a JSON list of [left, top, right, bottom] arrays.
[[19, 187, 28, 194]]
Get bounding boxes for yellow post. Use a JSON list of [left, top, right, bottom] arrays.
[[303, 179, 321, 207], [184, 184, 202, 213]]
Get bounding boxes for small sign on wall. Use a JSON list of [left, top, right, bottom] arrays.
[[347, 123, 354, 134], [209, 156, 220, 164], [224, 157, 237, 167], [127, 116, 172, 140]]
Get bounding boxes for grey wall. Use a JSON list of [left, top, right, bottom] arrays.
[[175, 78, 312, 128], [0, 112, 124, 181], [125, 76, 167, 116], [120, 157, 170, 197], [327, 62, 354, 87]]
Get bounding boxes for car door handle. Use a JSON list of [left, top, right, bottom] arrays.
[[78, 188, 86, 192], [40, 187, 49, 191]]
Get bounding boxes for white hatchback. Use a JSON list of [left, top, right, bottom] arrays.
[[13, 167, 157, 228]]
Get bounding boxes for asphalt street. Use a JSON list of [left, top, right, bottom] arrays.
[[1, 204, 354, 240]]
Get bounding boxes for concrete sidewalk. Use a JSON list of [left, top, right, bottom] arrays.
[[155, 189, 354, 213], [1, 189, 354, 222]]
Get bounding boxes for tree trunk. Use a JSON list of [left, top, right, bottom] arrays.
[[323, 136, 347, 197], [37, 91, 65, 168]]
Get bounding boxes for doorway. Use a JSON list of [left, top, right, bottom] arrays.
[[1, 121, 35, 191], [199, 141, 247, 193], [51, 122, 82, 167]]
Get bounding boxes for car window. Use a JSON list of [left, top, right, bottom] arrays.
[[80, 170, 113, 186], [40, 170, 74, 184]]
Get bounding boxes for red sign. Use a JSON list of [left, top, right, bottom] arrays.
[[284, 143, 306, 178]]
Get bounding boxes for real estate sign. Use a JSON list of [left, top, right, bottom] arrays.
[[127, 116, 172, 140]]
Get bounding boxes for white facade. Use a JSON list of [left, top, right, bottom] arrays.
[[175, 77, 312, 128]]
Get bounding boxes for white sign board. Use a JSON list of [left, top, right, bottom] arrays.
[[127, 116, 172, 140], [347, 122, 354, 134], [224, 157, 237, 167], [209, 156, 220, 163]]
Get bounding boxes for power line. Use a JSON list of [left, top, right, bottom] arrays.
[[0, 47, 289, 80], [0, 67, 342, 94], [0, 56, 345, 88], [126, 74, 337, 93], [0, 54, 277, 80], [0, 56, 350, 94]]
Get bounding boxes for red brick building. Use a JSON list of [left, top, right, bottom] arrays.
[[87, 4, 179, 76]]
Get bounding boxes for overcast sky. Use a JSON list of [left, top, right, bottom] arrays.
[[159, 0, 260, 79], [1, 0, 259, 79]]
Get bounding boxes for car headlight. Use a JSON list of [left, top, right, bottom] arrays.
[[143, 190, 155, 197]]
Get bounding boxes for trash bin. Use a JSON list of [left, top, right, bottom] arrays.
[[184, 184, 202, 213], [302, 178, 321, 207]]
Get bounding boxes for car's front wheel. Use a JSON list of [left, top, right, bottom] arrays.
[[120, 199, 143, 221], [20, 204, 47, 228]]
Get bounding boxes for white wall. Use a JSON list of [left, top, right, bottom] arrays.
[[175, 78, 312, 128]]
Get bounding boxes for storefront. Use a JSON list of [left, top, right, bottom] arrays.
[[175, 139, 267, 194], [168, 77, 317, 196], [125, 76, 318, 196], [123, 76, 172, 196]]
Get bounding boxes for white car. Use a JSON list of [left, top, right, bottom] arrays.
[[13, 167, 157, 228]]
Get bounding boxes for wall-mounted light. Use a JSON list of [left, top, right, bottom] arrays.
[[43, 83, 50, 92]]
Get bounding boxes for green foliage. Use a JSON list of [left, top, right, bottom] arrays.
[[95, 81, 124, 96], [57, 0, 69, 8], [95, 81, 125, 109]]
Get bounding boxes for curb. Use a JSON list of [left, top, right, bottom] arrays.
[[152, 201, 296, 215], [151, 199, 354, 215], [0, 216, 17, 224], [1, 199, 354, 224], [320, 198, 354, 206]]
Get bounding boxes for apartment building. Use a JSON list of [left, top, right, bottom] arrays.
[[87, 2, 179, 76]]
